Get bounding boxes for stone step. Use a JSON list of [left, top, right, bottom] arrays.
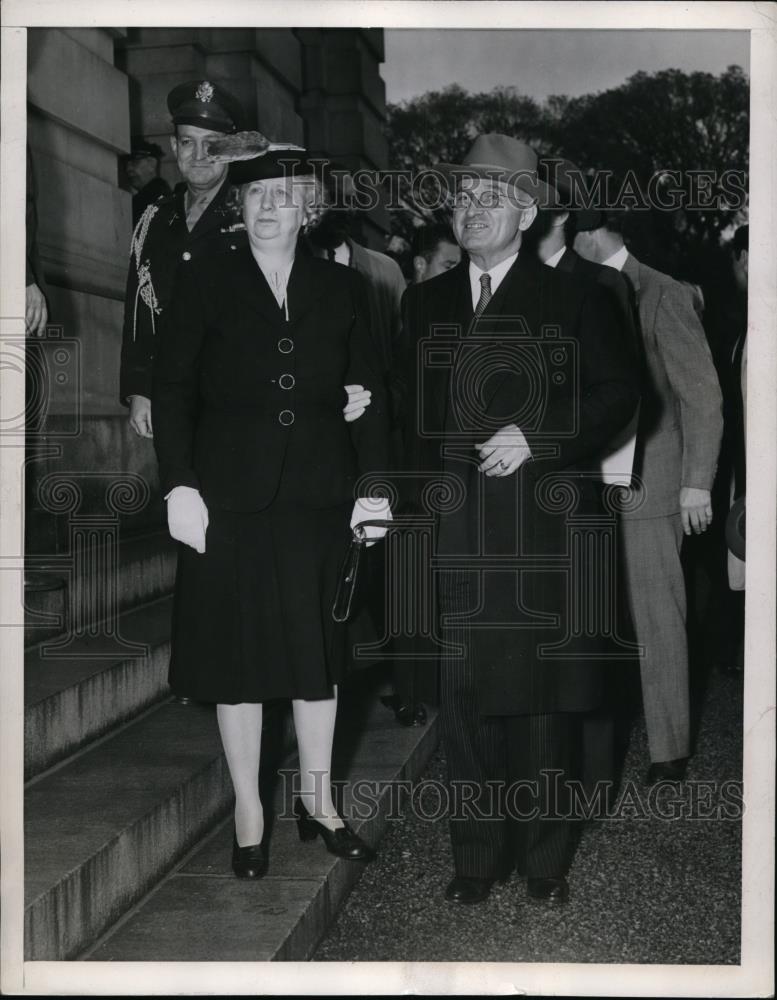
[[25, 528, 176, 649], [24, 699, 233, 961], [24, 596, 174, 779], [81, 688, 439, 961], [26, 413, 164, 558]]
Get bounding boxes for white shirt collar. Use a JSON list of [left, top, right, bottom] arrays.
[[544, 246, 566, 269], [468, 251, 519, 310], [601, 244, 630, 272]]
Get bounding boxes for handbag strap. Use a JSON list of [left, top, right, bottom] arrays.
[[352, 518, 397, 542]]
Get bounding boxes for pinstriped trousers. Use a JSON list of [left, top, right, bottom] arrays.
[[439, 571, 574, 880], [620, 513, 690, 762]]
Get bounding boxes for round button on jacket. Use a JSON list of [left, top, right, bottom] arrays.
[[278, 337, 294, 354], [182, 251, 192, 261], [278, 373, 295, 390], [278, 409, 295, 426]]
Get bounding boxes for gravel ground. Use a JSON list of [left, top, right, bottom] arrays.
[[315, 667, 743, 964]]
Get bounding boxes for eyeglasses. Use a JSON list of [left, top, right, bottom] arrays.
[[452, 189, 509, 210]]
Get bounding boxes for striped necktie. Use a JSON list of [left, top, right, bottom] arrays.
[[474, 272, 492, 318]]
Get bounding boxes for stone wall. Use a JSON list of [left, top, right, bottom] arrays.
[[26, 28, 391, 556]]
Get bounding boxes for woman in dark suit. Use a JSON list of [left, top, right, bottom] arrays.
[[152, 145, 391, 877]]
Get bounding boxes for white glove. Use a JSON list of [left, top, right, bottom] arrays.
[[350, 496, 392, 547], [343, 384, 372, 423], [166, 486, 208, 554]]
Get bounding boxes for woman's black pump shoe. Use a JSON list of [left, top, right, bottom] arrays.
[[294, 799, 375, 861], [232, 834, 268, 879]]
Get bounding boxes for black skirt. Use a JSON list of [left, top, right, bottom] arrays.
[[168, 501, 352, 704]]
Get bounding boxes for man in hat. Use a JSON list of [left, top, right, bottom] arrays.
[[573, 208, 723, 784], [400, 134, 639, 905], [122, 136, 171, 225], [120, 80, 248, 438]]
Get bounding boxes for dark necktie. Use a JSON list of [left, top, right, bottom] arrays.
[[474, 272, 492, 318]]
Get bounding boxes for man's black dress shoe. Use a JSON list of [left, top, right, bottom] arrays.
[[232, 835, 268, 879], [646, 757, 688, 784], [294, 799, 375, 861], [444, 876, 494, 904], [527, 876, 569, 904]]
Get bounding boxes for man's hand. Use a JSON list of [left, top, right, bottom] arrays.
[[680, 487, 713, 535], [128, 395, 154, 438], [25, 282, 48, 337], [166, 486, 208, 553], [476, 423, 532, 477], [343, 384, 372, 423]]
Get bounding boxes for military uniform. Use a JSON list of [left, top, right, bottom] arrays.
[[119, 181, 247, 403], [119, 78, 247, 406]]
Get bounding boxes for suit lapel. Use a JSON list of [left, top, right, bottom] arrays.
[[286, 247, 326, 324], [189, 179, 234, 241]]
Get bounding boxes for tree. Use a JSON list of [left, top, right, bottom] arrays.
[[542, 66, 749, 275], [384, 67, 749, 279], [384, 84, 543, 242]]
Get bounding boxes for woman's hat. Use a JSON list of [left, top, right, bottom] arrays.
[[437, 134, 559, 208], [203, 131, 319, 185]]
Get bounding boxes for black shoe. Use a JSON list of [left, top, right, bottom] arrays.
[[231, 835, 268, 879], [527, 876, 569, 904], [444, 875, 494, 904], [646, 757, 688, 784], [174, 695, 194, 705], [294, 799, 375, 861], [381, 694, 427, 727]]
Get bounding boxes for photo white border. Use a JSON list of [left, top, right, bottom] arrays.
[[1, 2, 774, 996]]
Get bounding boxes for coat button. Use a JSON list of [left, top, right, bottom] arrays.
[[182, 251, 192, 261], [278, 409, 295, 426], [278, 337, 294, 354], [278, 373, 295, 390]]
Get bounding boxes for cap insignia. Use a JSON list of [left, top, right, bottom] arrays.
[[195, 81, 214, 103]]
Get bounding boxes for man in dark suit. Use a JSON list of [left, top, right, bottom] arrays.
[[574, 210, 724, 783], [401, 135, 639, 904], [533, 159, 642, 799]]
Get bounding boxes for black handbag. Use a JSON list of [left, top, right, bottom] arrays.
[[332, 519, 395, 624]]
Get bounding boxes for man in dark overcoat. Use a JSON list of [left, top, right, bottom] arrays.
[[400, 135, 639, 905]]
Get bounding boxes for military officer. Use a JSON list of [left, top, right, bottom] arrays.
[[119, 80, 249, 437]]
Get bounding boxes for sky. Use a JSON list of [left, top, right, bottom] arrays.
[[383, 29, 750, 105]]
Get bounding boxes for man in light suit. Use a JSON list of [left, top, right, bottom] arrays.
[[401, 135, 638, 904], [574, 211, 724, 783]]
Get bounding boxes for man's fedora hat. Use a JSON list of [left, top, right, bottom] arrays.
[[437, 134, 559, 208], [539, 157, 605, 231]]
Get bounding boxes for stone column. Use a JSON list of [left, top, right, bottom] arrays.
[[297, 28, 392, 248]]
